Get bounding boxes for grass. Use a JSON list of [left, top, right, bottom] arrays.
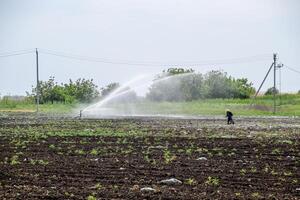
[[0, 100, 77, 113], [110, 93, 300, 116], [1, 93, 300, 116]]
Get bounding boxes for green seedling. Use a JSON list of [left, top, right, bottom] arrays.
[[185, 178, 197, 185], [205, 176, 220, 186], [163, 149, 176, 164]]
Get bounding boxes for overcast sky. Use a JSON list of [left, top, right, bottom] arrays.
[[0, 0, 299, 95]]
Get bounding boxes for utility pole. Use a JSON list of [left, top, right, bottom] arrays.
[[273, 53, 277, 114], [277, 63, 283, 106], [36, 48, 39, 113], [253, 53, 280, 115]]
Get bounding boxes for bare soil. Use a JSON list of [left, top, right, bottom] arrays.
[[0, 115, 299, 199]]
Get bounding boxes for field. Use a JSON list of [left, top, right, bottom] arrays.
[[0, 113, 299, 199], [1, 93, 300, 116]]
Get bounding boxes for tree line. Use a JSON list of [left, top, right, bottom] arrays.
[[146, 68, 256, 101], [27, 68, 259, 104], [27, 76, 100, 104]]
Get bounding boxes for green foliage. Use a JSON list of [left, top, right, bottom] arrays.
[[29, 76, 99, 104], [163, 67, 194, 75], [10, 155, 20, 165], [30, 159, 49, 165], [0, 96, 33, 109], [87, 195, 97, 200], [265, 87, 279, 96], [90, 148, 100, 155], [205, 176, 220, 186], [146, 68, 256, 101], [100, 82, 120, 97], [185, 178, 197, 185], [64, 78, 100, 103], [163, 149, 176, 164]]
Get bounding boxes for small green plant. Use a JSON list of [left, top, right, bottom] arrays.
[[271, 148, 281, 155], [205, 176, 220, 186], [271, 169, 278, 176], [250, 167, 257, 173], [87, 195, 97, 200], [64, 192, 74, 197], [264, 165, 269, 173], [240, 169, 247, 176], [91, 183, 102, 190], [185, 148, 193, 155], [235, 192, 241, 197], [121, 149, 133, 154], [144, 154, 151, 163], [185, 178, 197, 185], [10, 155, 20, 165], [227, 152, 235, 157], [281, 140, 293, 145], [283, 171, 292, 176], [30, 159, 49, 166], [163, 149, 176, 164], [90, 149, 99, 155], [75, 149, 85, 155], [251, 192, 262, 199]]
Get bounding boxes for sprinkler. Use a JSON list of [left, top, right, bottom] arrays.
[[79, 110, 83, 119]]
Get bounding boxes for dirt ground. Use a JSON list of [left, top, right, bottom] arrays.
[[0, 114, 299, 199]]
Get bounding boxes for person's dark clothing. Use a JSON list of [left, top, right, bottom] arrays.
[[226, 111, 234, 124]]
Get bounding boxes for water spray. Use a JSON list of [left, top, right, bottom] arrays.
[[81, 72, 194, 117]]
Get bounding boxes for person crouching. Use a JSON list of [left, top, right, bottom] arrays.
[[226, 109, 234, 124]]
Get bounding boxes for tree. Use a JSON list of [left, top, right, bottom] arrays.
[[64, 78, 99, 103], [29, 77, 100, 104], [233, 78, 256, 99], [146, 68, 256, 101], [100, 83, 120, 97], [204, 70, 233, 98], [265, 87, 279, 96], [147, 68, 197, 101], [163, 68, 194, 75]]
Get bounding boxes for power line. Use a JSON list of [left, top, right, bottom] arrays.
[[39, 48, 271, 66], [0, 49, 35, 57], [285, 65, 300, 75], [0, 51, 33, 58], [40, 48, 271, 63], [0, 47, 271, 67]]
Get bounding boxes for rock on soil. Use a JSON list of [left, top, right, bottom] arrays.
[[140, 187, 156, 193], [159, 178, 182, 185], [196, 157, 207, 161]]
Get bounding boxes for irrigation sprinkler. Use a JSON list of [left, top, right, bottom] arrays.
[[79, 110, 83, 119]]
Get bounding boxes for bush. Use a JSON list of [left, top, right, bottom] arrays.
[[264, 87, 279, 96]]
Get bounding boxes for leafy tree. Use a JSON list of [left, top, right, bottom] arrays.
[[100, 83, 120, 97], [265, 87, 279, 96], [29, 77, 99, 104], [233, 78, 256, 99], [204, 70, 232, 98], [146, 68, 194, 101], [163, 68, 194, 75], [146, 68, 256, 101], [146, 77, 184, 101], [64, 78, 99, 103]]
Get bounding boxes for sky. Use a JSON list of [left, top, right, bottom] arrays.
[[0, 0, 300, 96]]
